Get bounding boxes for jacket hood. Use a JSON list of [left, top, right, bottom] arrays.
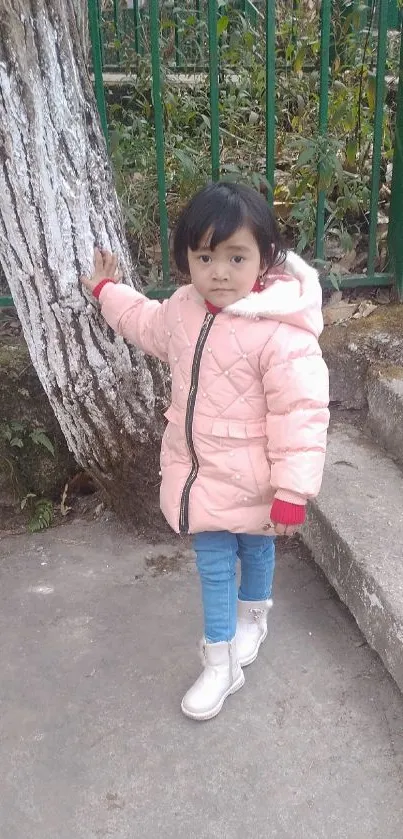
[[224, 251, 324, 338]]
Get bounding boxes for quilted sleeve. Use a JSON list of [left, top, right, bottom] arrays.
[[261, 323, 329, 504], [98, 282, 169, 362]]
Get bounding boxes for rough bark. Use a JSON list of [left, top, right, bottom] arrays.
[[0, 0, 170, 522], [71, 0, 89, 59]]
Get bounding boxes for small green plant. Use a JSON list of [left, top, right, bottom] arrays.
[[20, 494, 54, 533], [0, 421, 55, 456], [0, 421, 55, 531]]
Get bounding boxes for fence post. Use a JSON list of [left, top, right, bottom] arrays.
[[367, 0, 388, 278], [112, 0, 122, 66], [291, 0, 298, 48], [88, 0, 109, 146], [95, 0, 105, 68], [132, 0, 143, 55], [174, 12, 181, 70], [265, 0, 276, 205], [150, 0, 170, 285], [195, 0, 202, 65], [315, 0, 331, 262], [388, 22, 403, 300], [208, 0, 220, 181]]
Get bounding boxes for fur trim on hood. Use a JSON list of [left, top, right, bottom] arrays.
[[224, 251, 323, 338]]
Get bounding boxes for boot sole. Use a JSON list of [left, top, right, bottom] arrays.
[[181, 671, 245, 721], [238, 628, 268, 667]]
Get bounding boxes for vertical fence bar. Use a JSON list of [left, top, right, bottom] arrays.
[[150, 0, 170, 284], [208, 0, 220, 180], [174, 12, 181, 69], [88, 0, 109, 145], [113, 0, 121, 66], [132, 0, 141, 54], [265, 0, 276, 204], [387, 0, 399, 30], [388, 21, 403, 299], [291, 0, 298, 49], [367, 0, 388, 277], [315, 0, 332, 261], [195, 0, 202, 66], [95, 0, 105, 69]]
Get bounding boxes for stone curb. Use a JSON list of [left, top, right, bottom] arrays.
[[302, 421, 403, 693], [367, 364, 403, 470]]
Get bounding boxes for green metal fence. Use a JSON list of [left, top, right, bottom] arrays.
[[92, 0, 264, 72], [1, 0, 403, 309], [85, 0, 403, 300]]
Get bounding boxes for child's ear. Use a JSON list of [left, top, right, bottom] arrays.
[[259, 261, 269, 276], [261, 244, 275, 273]]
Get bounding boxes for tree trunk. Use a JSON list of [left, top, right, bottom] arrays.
[[0, 0, 170, 523]]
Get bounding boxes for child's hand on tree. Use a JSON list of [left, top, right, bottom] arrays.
[[81, 248, 119, 294]]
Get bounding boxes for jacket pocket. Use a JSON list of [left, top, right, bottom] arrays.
[[248, 443, 272, 500]]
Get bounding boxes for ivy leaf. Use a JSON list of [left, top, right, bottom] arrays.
[[10, 437, 24, 448], [30, 430, 55, 457], [10, 421, 25, 432]]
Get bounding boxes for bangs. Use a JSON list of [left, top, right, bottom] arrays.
[[186, 190, 246, 252], [172, 181, 285, 275]]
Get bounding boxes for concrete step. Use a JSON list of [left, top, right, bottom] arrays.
[[303, 418, 403, 693], [367, 364, 403, 469]]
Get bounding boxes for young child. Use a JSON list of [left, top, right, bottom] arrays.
[[81, 182, 329, 722]]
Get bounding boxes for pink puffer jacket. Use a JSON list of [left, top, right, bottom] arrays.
[[98, 251, 329, 534]]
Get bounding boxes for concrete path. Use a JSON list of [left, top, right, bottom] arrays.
[[1, 519, 402, 839]]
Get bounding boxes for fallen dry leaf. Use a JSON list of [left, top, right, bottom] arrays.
[[334, 249, 357, 275], [60, 483, 72, 517], [352, 301, 377, 319], [323, 302, 358, 325]]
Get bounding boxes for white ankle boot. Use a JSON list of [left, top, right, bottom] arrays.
[[181, 638, 245, 721], [235, 599, 273, 667]]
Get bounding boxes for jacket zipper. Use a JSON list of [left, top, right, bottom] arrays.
[[179, 312, 215, 534]]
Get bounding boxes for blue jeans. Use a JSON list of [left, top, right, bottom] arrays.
[[192, 531, 276, 643]]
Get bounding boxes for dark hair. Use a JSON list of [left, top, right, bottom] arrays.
[[172, 181, 285, 275]]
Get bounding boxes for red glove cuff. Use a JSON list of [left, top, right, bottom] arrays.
[[92, 279, 114, 299], [270, 500, 306, 526]]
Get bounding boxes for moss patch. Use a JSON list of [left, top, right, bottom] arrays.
[[321, 305, 403, 364], [368, 363, 403, 381]]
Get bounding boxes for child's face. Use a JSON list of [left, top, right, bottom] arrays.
[[187, 226, 262, 307]]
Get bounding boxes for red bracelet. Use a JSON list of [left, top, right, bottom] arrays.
[[92, 278, 114, 299]]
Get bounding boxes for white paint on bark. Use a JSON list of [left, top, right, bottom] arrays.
[[0, 0, 169, 502]]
